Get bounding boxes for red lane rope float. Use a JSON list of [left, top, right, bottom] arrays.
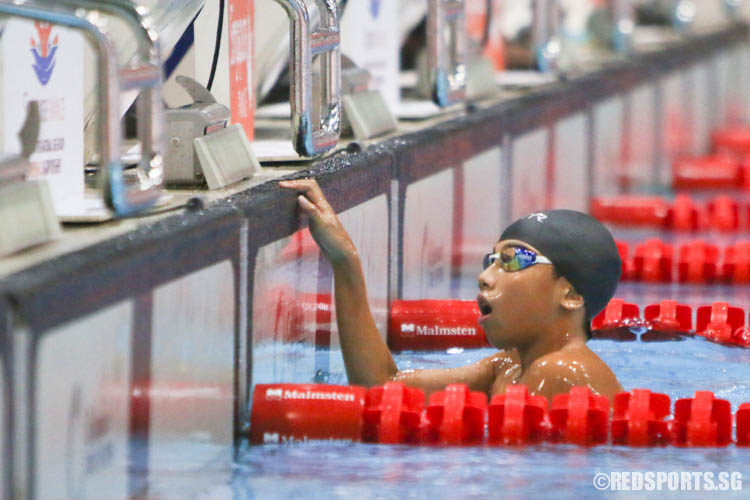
[[633, 239, 673, 282], [642, 300, 693, 340], [249, 384, 366, 444], [677, 241, 719, 283], [671, 391, 733, 447], [695, 303, 749, 346], [592, 298, 750, 347], [612, 389, 671, 446], [249, 384, 750, 447], [737, 404, 750, 446], [672, 155, 743, 190], [362, 382, 424, 444], [619, 239, 750, 284], [549, 387, 609, 445], [591, 196, 671, 228], [723, 242, 750, 283], [129, 381, 233, 435], [424, 384, 487, 445], [590, 298, 642, 341], [388, 299, 490, 352], [592, 195, 750, 232], [668, 194, 704, 231], [389, 297, 750, 351], [488, 384, 550, 444], [708, 195, 740, 232], [616, 241, 637, 280], [712, 127, 750, 157]]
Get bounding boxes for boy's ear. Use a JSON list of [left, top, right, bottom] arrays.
[[559, 282, 585, 312]]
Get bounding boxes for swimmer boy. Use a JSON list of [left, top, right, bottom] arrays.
[[280, 179, 623, 403]]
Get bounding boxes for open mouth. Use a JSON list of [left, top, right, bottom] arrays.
[[477, 296, 492, 316]]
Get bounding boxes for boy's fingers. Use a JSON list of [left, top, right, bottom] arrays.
[[279, 179, 325, 205], [297, 194, 319, 215]]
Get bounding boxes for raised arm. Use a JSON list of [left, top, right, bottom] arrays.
[[278, 179, 520, 396], [279, 178, 398, 386]]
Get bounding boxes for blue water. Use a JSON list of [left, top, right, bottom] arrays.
[[187, 334, 749, 500], [143, 250, 750, 498]]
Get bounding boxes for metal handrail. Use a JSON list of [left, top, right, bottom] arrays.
[[611, 0, 635, 53], [0, 0, 165, 217], [273, 0, 342, 157], [531, 0, 562, 73], [428, 0, 467, 107]]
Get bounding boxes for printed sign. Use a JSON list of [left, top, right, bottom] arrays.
[[170, 0, 255, 139], [341, 0, 400, 111], [1, 20, 84, 209], [227, 0, 254, 139], [466, 0, 505, 70]]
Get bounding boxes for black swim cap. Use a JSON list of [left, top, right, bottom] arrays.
[[500, 210, 622, 336]]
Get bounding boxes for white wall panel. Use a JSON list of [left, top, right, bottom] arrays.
[[149, 261, 235, 478], [252, 232, 320, 385], [0, 350, 4, 498], [403, 169, 455, 300], [457, 147, 503, 298], [35, 301, 132, 499], [627, 84, 656, 190], [661, 72, 689, 185], [593, 96, 625, 196], [511, 129, 549, 220], [689, 62, 712, 155], [553, 113, 588, 212], [333, 195, 390, 345]]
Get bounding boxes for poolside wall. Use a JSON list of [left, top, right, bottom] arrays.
[[0, 25, 748, 499]]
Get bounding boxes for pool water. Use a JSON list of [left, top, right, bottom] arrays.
[[144, 253, 750, 498], [139, 333, 750, 499]]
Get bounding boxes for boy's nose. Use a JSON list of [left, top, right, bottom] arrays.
[[478, 267, 494, 291]]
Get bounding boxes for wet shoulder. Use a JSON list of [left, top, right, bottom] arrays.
[[520, 344, 622, 401]]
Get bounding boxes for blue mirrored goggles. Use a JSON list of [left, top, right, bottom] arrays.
[[483, 246, 553, 272]]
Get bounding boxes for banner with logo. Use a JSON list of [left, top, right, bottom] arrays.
[[166, 0, 255, 140], [1, 20, 84, 209], [466, 0, 506, 70], [341, 0, 400, 112]]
